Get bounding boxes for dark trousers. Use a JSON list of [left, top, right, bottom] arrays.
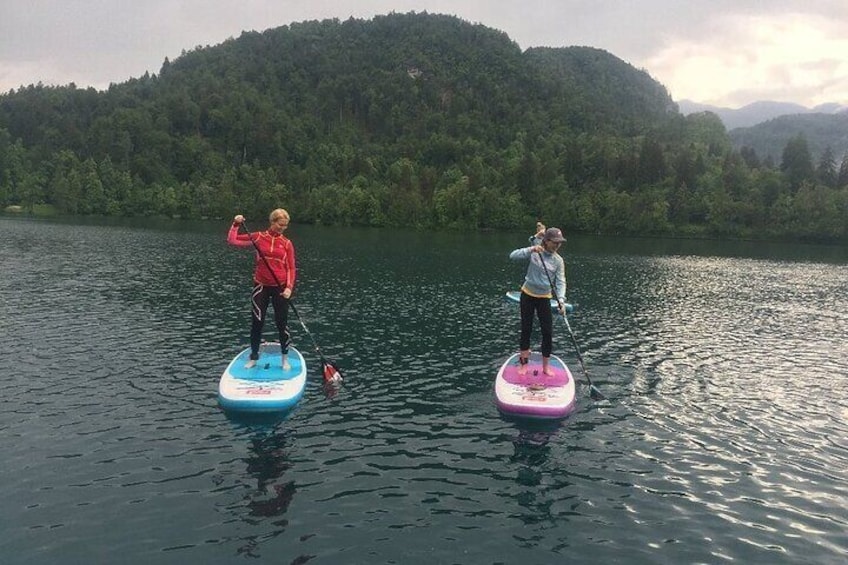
[[250, 284, 291, 359], [519, 291, 554, 357]]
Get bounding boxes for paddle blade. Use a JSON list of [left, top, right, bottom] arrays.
[[589, 385, 605, 401], [322, 362, 343, 386]]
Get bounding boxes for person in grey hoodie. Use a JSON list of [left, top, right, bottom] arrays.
[[509, 227, 567, 376]]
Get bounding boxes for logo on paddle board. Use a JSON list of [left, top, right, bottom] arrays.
[[235, 384, 285, 395], [521, 391, 548, 402], [244, 388, 273, 395]]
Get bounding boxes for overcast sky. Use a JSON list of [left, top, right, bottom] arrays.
[[2, 0, 847, 108]]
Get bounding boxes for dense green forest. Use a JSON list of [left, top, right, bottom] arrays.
[[1, 12, 847, 242]]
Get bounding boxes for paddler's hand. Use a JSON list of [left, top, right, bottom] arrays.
[[531, 245, 544, 253], [535, 222, 546, 238], [233, 214, 244, 224], [282, 288, 292, 299], [558, 304, 565, 315]]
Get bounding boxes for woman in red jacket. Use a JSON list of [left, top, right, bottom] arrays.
[[227, 209, 297, 369]]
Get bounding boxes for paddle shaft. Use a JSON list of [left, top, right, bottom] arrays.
[[238, 220, 333, 368], [535, 248, 604, 399]]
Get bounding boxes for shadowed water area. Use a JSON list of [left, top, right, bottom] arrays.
[[1, 216, 847, 564]]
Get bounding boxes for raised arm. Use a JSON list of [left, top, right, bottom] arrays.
[[227, 215, 254, 247], [510, 245, 543, 261]]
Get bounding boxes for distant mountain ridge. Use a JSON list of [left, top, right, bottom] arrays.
[[678, 99, 848, 130], [678, 99, 848, 163], [728, 113, 848, 164]]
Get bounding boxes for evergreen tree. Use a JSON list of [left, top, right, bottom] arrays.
[[836, 152, 848, 189], [780, 134, 814, 192], [739, 146, 760, 169], [815, 146, 837, 188], [635, 136, 666, 187]]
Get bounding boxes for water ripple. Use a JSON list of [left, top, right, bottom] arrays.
[[2, 219, 848, 564]]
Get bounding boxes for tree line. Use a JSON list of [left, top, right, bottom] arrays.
[[1, 13, 846, 242]]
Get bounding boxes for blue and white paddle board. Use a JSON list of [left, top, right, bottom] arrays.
[[504, 290, 574, 314], [218, 343, 307, 413], [494, 352, 577, 419]]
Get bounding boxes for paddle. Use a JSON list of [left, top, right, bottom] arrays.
[[288, 301, 344, 385], [238, 220, 344, 385], [536, 248, 605, 401]]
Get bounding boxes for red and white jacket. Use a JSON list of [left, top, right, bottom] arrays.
[[227, 224, 297, 290]]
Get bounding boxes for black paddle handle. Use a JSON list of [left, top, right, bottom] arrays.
[[536, 249, 603, 399], [536, 248, 566, 315]]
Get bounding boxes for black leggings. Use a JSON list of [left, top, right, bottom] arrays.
[[519, 291, 554, 357], [250, 284, 291, 359]]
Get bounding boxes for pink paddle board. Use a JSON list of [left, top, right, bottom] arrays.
[[494, 352, 577, 419]]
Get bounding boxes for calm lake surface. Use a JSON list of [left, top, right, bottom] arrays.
[[1, 215, 847, 564]]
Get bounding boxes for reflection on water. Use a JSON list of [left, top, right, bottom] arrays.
[[230, 424, 300, 559], [510, 421, 559, 492], [244, 431, 294, 515], [1, 216, 847, 564]]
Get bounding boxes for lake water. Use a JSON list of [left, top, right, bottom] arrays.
[[1, 215, 847, 564]]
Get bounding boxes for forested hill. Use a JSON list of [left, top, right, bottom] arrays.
[[728, 113, 848, 166], [1, 12, 846, 242], [524, 46, 677, 135]]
